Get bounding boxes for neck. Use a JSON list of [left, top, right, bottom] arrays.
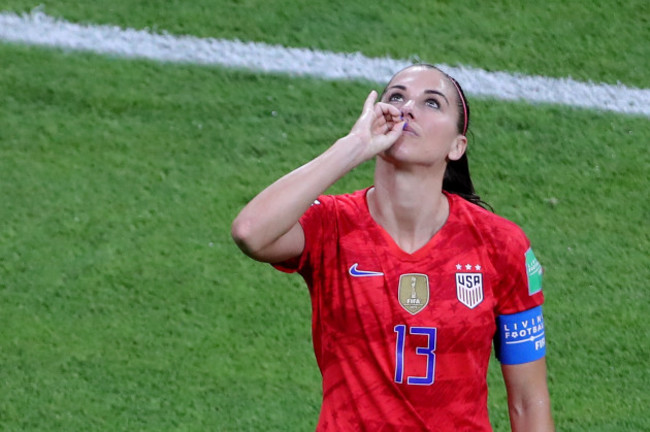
[[368, 160, 449, 253]]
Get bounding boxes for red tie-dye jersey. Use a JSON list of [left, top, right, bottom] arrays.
[[273, 188, 544, 431]]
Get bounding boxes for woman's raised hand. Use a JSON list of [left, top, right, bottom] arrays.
[[346, 90, 406, 162]]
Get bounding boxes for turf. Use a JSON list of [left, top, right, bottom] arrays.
[[2, 0, 649, 87], [1, 2, 649, 431]]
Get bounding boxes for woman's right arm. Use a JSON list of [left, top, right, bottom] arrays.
[[231, 91, 404, 263]]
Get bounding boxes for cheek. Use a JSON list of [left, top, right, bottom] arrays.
[[426, 118, 458, 140]]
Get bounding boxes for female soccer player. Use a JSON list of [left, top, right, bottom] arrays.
[[232, 64, 554, 431]]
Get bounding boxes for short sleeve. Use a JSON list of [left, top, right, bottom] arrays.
[[492, 225, 545, 315], [271, 195, 334, 276]]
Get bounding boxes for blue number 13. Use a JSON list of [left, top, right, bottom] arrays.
[[394, 325, 437, 385]]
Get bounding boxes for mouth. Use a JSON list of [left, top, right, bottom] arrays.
[[402, 123, 418, 136]]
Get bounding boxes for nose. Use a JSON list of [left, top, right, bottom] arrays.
[[401, 100, 415, 119]]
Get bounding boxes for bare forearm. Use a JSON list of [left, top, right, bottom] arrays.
[[232, 91, 404, 261], [509, 397, 554, 432], [231, 135, 364, 258], [502, 360, 554, 432]]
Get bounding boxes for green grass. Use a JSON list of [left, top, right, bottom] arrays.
[[3, 0, 649, 87], [0, 45, 325, 431], [1, 2, 649, 430]]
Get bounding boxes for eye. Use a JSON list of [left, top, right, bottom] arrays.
[[425, 98, 440, 109], [387, 92, 404, 103]]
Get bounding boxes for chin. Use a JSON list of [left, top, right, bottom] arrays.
[[379, 145, 444, 170], [385, 137, 421, 159], [379, 147, 416, 167]]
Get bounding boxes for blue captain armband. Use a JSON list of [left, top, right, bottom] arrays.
[[495, 306, 546, 365]]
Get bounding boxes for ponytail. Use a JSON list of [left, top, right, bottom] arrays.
[[443, 154, 491, 210], [439, 68, 492, 210]]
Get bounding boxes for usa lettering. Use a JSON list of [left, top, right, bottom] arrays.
[[456, 274, 481, 288]]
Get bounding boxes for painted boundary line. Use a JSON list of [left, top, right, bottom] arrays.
[[1, 11, 648, 116]]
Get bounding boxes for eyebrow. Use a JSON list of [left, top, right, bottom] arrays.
[[386, 85, 450, 106]]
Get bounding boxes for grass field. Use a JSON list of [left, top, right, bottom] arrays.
[[3, 0, 649, 88], [1, 2, 649, 431]]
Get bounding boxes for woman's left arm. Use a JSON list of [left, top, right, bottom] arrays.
[[501, 358, 555, 432]]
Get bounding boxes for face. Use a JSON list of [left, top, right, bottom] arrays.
[[380, 66, 467, 166]]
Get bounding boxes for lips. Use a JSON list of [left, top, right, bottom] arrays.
[[402, 123, 418, 136]]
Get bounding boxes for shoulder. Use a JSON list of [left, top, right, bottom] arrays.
[[323, 187, 370, 204], [299, 188, 371, 236], [448, 193, 530, 252], [312, 188, 370, 214]]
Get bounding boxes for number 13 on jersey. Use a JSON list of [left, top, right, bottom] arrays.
[[394, 325, 438, 385]]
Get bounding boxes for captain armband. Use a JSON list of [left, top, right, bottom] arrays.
[[495, 306, 546, 365]]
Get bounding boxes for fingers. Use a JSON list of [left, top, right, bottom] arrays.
[[362, 90, 378, 114], [379, 119, 405, 139], [377, 117, 406, 142], [387, 120, 407, 138], [371, 102, 402, 133], [375, 101, 401, 117], [363, 91, 401, 120], [374, 102, 401, 127], [366, 120, 406, 158], [351, 91, 405, 158]]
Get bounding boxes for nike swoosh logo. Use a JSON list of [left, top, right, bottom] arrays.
[[349, 263, 384, 277]]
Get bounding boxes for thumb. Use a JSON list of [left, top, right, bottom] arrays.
[[386, 120, 407, 139], [373, 121, 406, 153]]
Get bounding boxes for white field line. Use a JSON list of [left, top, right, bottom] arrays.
[[1, 11, 649, 117]]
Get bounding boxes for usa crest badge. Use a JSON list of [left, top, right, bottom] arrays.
[[455, 272, 484, 309], [398, 274, 429, 315]]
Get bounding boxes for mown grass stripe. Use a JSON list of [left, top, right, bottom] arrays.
[[1, 10, 649, 116]]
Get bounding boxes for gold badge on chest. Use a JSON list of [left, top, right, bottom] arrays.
[[398, 273, 429, 315]]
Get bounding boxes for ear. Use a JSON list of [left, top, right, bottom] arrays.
[[447, 135, 467, 161]]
